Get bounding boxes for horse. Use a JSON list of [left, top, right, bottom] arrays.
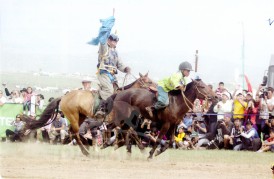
[[21, 72, 156, 156], [106, 79, 217, 159]]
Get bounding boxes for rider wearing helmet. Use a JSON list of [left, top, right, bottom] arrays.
[[145, 61, 193, 118]]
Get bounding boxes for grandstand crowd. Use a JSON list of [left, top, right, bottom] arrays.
[[0, 81, 274, 153]]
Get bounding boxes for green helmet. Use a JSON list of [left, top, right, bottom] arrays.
[[179, 61, 193, 71]]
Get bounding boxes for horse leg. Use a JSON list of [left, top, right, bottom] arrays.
[[114, 127, 125, 150], [148, 122, 170, 159], [129, 127, 145, 151], [101, 128, 112, 149], [68, 114, 89, 156], [126, 129, 132, 153], [156, 125, 175, 156]]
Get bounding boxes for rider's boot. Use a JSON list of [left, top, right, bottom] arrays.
[[94, 99, 106, 119]]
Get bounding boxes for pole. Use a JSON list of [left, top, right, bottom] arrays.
[[241, 22, 245, 89], [195, 50, 199, 72]]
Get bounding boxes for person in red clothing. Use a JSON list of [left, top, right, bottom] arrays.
[[245, 92, 258, 126], [257, 128, 274, 152]]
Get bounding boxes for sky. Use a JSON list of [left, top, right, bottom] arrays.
[[1, 0, 274, 89]]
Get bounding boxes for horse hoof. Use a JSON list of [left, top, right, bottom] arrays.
[[100, 144, 108, 150], [127, 151, 132, 156], [140, 149, 146, 154], [147, 156, 153, 161], [155, 150, 161, 157], [114, 144, 119, 150], [83, 151, 90, 156]]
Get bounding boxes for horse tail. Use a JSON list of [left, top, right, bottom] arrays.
[[105, 93, 117, 115], [26, 97, 61, 130]]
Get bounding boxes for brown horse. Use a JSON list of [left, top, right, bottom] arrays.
[[22, 73, 156, 156], [107, 79, 217, 158]]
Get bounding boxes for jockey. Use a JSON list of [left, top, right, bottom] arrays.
[[145, 61, 193, 118], [95, 34, 131, 117]]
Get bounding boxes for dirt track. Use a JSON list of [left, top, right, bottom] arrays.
[[0, 143, 273, 179]]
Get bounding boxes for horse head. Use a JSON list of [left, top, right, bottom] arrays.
[[137, 72, 157, 89], [191, 79, 217, 102]]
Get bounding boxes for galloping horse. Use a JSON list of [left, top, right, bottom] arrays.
[[108, 79, 217, 158], [22, 73, 156, 156]]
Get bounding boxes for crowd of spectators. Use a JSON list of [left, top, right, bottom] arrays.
[[1, 81, 274, 153]]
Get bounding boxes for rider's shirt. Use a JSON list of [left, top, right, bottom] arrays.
[[158, 72, 191, 92], [98, 43, 126, 76]]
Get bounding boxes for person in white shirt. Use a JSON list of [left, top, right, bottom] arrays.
[[238, 120, 261, 151], [265, 87, 274, 117], [213, 91, 233, 121], [0, 90, 7, 106]]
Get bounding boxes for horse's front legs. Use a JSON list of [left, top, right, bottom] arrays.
[[148, 122, 170, 159], [155, 125, 175, 156]]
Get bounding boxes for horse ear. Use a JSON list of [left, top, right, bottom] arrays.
[[139, 72, 143, 77], [144, 71, 149, 77]]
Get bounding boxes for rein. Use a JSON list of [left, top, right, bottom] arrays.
[[181, 82, 210, 111], [120, 72, 150, 91]]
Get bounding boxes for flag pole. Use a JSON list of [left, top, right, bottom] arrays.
[[195, 50, 199, 72]]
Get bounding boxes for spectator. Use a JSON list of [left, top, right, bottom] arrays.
[[215, 82, 227, 100], [2, 83, 12, 97], [245, 92, 258, 127], [257, 128, 274, 152], [232, 92, 247, 123], [193, 99, 203, 119], [215, 82, 226, 94], [218, 113, 234, 149], [213, 91, 233, 121], [79, 118, 103, 146], [0, 90, 7, 106], [191, 117, 208, 148], [257, 85, 270, 138], [48, 97, 54, 103], [240, 120, 261, 151], [262, 116, 274, 139], [49, 112, 68, 144], [265, 87, 274, 117], [229, 118, 245, 150], [35, 94, 45, 110], [173, 126, 186, 149], [204, 98, 218, 141], [21, 87, 29, 113], [145, 127, 167, 147], [5, 114, 24, 142], [11, 90, 23, 103], [180, 111, 193, 131]]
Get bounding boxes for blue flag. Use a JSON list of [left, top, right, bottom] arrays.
[[88, 16, 115, 45]]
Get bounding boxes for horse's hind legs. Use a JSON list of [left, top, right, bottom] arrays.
[[75, 133, 89, 156]]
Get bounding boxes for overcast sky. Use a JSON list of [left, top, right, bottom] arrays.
[[1, 0, 274, 89]]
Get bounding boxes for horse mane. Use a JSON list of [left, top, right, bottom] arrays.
[[168, 81, 194, 96], [117, 80, 137, 90]]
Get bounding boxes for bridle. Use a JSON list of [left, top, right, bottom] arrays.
[[121, 72, 155, 90], [181, 81, 210, 111]]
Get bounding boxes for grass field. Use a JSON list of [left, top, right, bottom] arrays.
[[0, 143, 273, 179]]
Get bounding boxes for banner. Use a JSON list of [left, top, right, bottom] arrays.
[[0, 103, 24, 138]]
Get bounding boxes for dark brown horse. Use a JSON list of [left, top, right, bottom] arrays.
[[107, 79, 216, 158], [22, 73, 156, 156]]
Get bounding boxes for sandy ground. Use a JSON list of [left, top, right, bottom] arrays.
[[0, 143, 273, 179]]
